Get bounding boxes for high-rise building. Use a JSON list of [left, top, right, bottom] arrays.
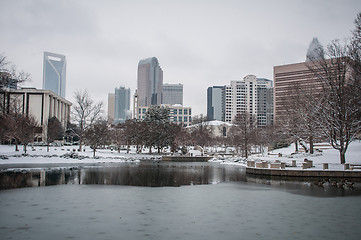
[[107, 93, 115, 121], [162, 83, 183, 105], [212, 75, 273, 126], [207, 86, 225, 121], [137, 57, 163, 107], [224, 75, 258, 123], [43, 52, 66, 98], [273, 62, 323, 125], [114, 86, 131, 124], [256, 78, 274, 126]]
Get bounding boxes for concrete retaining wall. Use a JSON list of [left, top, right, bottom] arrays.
[[246, 167, 361, 178]]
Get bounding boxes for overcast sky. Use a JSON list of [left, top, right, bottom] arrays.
[[1, 0, 360, 116]]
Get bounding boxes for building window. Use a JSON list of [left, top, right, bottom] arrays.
[[184, 109, 188, 115], [184, 116, 188, 122], [179, 109, 182, 115], [178, 116, 182, 122]]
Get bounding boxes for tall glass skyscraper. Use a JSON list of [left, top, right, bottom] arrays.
[[137, 57, 163, 106], [207, 86, 225, 121], [114, 86, 131, 124], [43, 52, 66, 98]]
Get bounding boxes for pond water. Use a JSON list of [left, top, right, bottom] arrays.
[[1, 162, 361, 240]]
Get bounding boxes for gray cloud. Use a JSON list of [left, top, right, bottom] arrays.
[[1, 0, 360, 116]]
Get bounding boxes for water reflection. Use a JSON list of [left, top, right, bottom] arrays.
[[1, 162, 361, 197], [0, 162, 246, 190]]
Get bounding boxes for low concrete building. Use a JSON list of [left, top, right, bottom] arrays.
[[187, 120, 234, 138], [1, 88, 71, 142]]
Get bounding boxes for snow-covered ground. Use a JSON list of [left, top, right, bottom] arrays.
[[1, 141, 361, 171], [0, 145, 160, 165], [211, 141, 361, 171]]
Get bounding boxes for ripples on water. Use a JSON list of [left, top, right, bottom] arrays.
[[1, 162, 361, 240]]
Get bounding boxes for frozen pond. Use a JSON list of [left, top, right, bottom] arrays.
[[1, 162, 361, 240]]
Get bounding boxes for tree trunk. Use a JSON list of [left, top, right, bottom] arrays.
[[15, 139, 19, 151], [294, 140, 299, 152], [340, 151, 346, 164], [78, 142, 83, 151], [24, 144, 27, 154], [47, 144, 49, 152], [309, 135, 314, 154], [93, 148, 96, 157]]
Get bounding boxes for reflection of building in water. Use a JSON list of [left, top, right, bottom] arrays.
[[40, 170, 46, 186], [1, 164, 248, 190]]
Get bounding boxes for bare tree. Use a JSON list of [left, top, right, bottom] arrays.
[[189, 115, 212, 151], [7, 113, 39, 153], [123, 119, 147, 154], [110, 123, 126, 153], [0, 53, 30, 90], [307, 39, 361, 164], [230, 112, 256, 158], [84, 119, 110, 157], [46, 116, 64, 152], [72, 90, 103, 151], [280, 82, 325, 154]]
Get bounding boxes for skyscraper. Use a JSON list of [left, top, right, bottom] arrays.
[[107, 93, 115, 121], [162, 83, 183, 105], [43, 52, 66, 98], [137, 57, 163, 106], [207, 86, 225, 121], [256, 78, 274, 126], [114, 86, 131, 124], [209, 75, 273, 126]]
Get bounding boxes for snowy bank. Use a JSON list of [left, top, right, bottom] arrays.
[[210, 141, 361, 172], [0, 145, 162, 165]]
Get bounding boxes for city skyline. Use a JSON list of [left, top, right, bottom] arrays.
[[1, 0, 360, 116]]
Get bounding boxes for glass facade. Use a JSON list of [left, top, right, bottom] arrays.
[[137, 57, 163, 107], [114, 86, 131, 124], [43, 52, 66, 98]]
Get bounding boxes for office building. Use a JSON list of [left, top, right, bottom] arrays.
[[273, 62, 323, 125], [107, 93, 115, 121], [163, 83, 183, 105], [1, 88, 71, 142], [256, 78, 274, 126], [114, 86, 131, 124], [207, 86, 225, 121], [210, 75, 273, 126], [43, 52, 66, 98], [136, 104, 192, 127], [137, 57, 163, 107], [224, 75, 258, 123]]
